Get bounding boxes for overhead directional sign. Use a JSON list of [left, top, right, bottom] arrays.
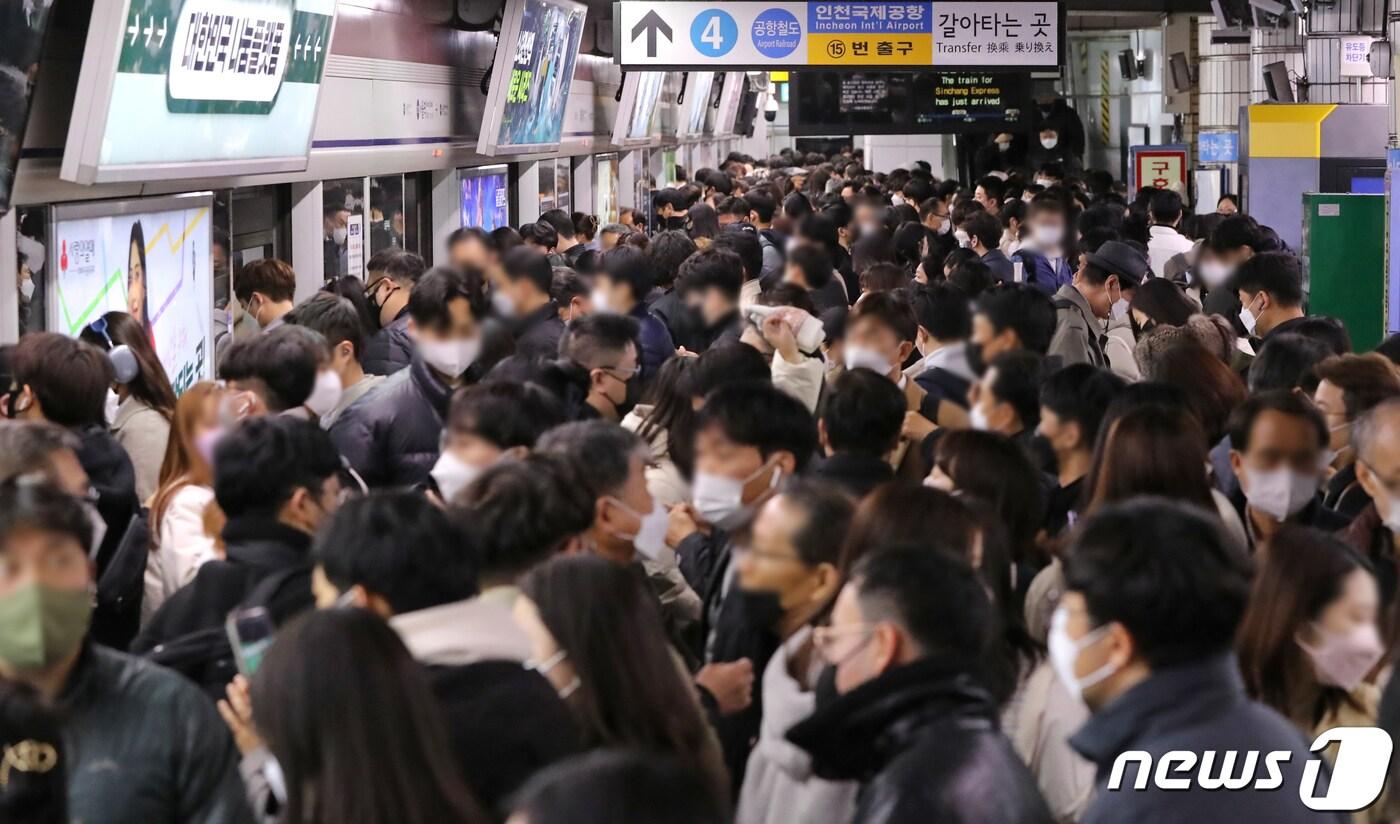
[[614, 1, 1061, 71]]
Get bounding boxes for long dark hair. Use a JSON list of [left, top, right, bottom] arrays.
[[519, 556, 725, 796], [1083, 405, 1217, 517], [637, 356, 697, 479], [933, 429, 1045, 566], [128, 221, 152, 340], [249, 609, 487, 824], [79, 310, 177, 418], [1236, 527, 1374, 727]]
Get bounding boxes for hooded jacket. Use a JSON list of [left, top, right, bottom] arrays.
[[391, 593, 580, 814]]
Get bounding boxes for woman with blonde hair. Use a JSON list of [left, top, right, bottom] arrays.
[[143, 381, 223, 622]]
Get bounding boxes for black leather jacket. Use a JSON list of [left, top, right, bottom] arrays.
[[788, 656, 1054, 824], [60, 643, 254, 823]]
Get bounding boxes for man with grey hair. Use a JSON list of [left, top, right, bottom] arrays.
[[535, 420, 660, 567], [1342, 397, 1400, 605], [0, 420, 89, 495]]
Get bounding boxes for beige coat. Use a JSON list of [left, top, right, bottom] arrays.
[[112, 396, 171, 502]]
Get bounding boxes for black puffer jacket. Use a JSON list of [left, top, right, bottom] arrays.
[[788, 656, 1053, 824], [61, 643, 255, 823], [362, 309, 414, 376], [331, 354, 475, 488]]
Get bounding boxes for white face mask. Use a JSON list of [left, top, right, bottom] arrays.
[[935, 217, 952, 236], [304, 369, 344, 418], [491, 290, 517, 318], [843, 344, 893, 375], [1047, 606, 1117, 703], [968, 403, 991, 432], [1031, 224, 1062, 249], [1111, 298, 1130, 320], [430, 450, 482, 504], [1243, 466, 1318, 521], [1034, 177, 1053, 188], [103, 389, 120, 427], [332, 226, 348, 246], [1197, 260, 1233, 289], [997, 141, 1011, 152], [606, 496, 669, 561], [19, 278, 35, 301], [589, 286, 615, 315], [692, 461, 781, 531], [1040, 136, 1059, 150], [418, 337, 481, 378], [1239, 295, 1262, 336], [891, 194, 905, 207], [1378, 486, 1400, 534], [954, 229, 972, 249]]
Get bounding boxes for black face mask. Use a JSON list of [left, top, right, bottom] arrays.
[[965, 341, 988, 377], [813, 664, 840, 713], [664, 216, 687, 231], [733, 586, 786, 633], [616, 377, 643, 420]]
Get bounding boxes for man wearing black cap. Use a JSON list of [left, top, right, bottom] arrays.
[[1048, 240, 1147, 368]]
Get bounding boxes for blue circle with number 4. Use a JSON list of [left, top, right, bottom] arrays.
[[691, 9, 737, 58]]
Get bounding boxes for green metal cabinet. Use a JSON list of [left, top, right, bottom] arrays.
[[1303, 193, 1386, 352]]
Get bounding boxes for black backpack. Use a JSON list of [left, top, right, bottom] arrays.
[[91, 510, 149, 651], [145, 566, 303, 700]]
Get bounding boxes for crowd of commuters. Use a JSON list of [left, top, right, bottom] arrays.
[[2, 144, 1398, 824]]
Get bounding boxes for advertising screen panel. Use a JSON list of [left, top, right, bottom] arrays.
[[50, 194, 215, 393], [460, 165, 511, 231], [477, 0, 588, 155]]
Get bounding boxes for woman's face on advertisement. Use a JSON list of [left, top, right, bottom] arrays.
[[128, 239, 145, 320]]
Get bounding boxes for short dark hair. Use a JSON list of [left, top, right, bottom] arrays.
[[911, 283, 971, 341], [859, 263, 908, 294], [447, 382, 564, 449], [847, 290, 917, 343], [948, 259, 994, 299], [314, 492, 477, 613], [510, 751, 726, 824], [788, 244, 833, 290], [220, 326, 326, 411], [976, 285, 1057, 354], [975, 175, 1006, 202], [10, 333, 111, 427], [987, 350, 1046, 428], [1248, 333, 1334, 394], [822, 368, 904, 456], [600, 246, 656, 301], [678, 248, 744, 300], [1207, 214, 1263, 254], [536, 421, 647, 501], [779, 478, 856, 567], [288, 294, 366, 362], [1227, 388, 1329, 453], [409, 266, 486, 331], [711, 228, 763, 282], [850, 547, 992, 660], [373, 250, 427, 286], [746, 190, 778, 223], [1065, 497, 1252, 668], [550, 267, 588, 308], [798, 213, 839, 252], [1039, 364, 1125, 448], [0, 480, 93, 553], [235, 259, 297, 303], [559, 314, 639, 368], [1149, 189, 1184, 224], [1313, 354, 1400, 420], [0, 423, 80, 484], [1231, 251, 1303, 307], [682, 342, 771, 400], [213, 417, 343, 519], [959, 211, 1001, 250], [522, 221, 559, 250], [502, 247, 554, 294], [538, 209, 576, 240], [646, 231, 698, 289], [454, 454, 594, 579], [696, 382, 818, 471]]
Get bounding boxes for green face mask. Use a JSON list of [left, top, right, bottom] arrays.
[[0, 582, 92, 670]]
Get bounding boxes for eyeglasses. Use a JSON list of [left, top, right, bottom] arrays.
[[600, 364, 640, 381], [812, 622, 877, 667]]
